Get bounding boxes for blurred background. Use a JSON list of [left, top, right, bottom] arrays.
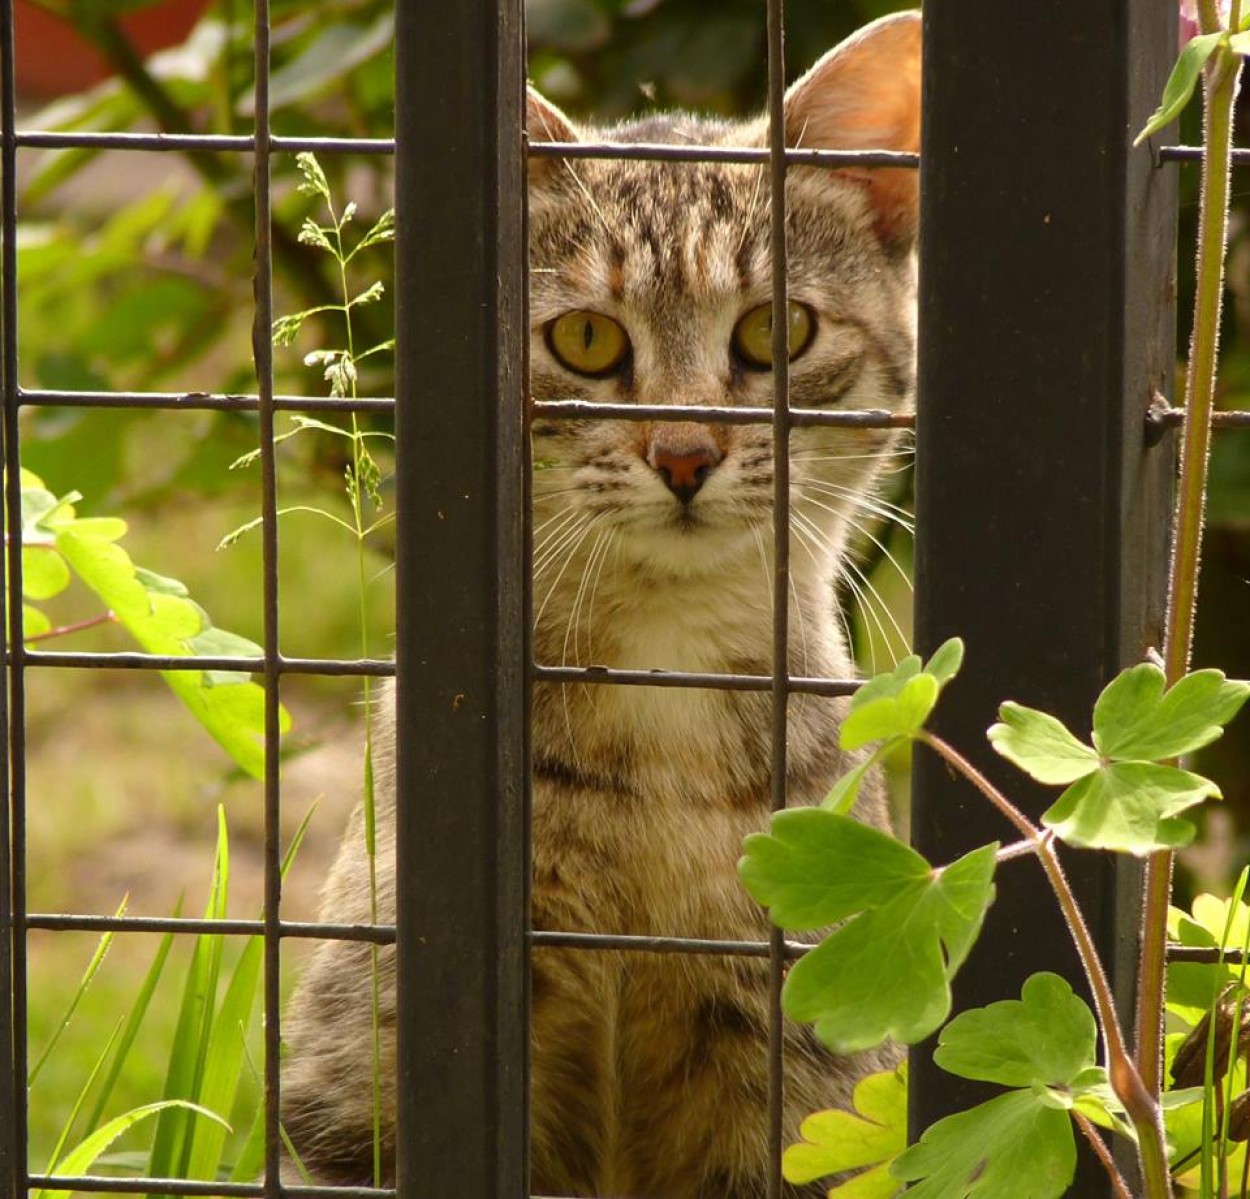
[[11, 0, 1247, 1177]]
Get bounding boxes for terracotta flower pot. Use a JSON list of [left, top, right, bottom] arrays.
[[15, 0, 210, 101]]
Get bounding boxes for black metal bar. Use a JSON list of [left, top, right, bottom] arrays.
[[534, 399, 913, 428], [913, 1, 1176, 1193], [19, 651, 393, 676], [527, 141, 918, 168], [16, 132, 395, 154], [532, 664, 858, 694], [1159, 144, 1250, 164], [0, 0, 28, 1191], [18, 389, 394, 414], [393, 0, 528, 1193], [27, 1176, 392, 1199], [0, 0, 17, 1191], [26, 914, 397, 942], [249, 1, 285, 1192], [764, 0, 791, 1193]]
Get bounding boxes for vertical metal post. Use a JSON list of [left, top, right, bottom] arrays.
[[393, 0, 529, 1195], [912, 0, 1176, 1193], [0, 0, 17, 1194]]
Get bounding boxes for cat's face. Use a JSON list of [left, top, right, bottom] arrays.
[[528, 13, 920, 585]]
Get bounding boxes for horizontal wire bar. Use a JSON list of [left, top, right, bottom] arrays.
[[20, 650, 394, 676], [1159, 144, 1250, 165], [18, 393, 1250, 430], [533, 663, 860, 695], [15, 132, 919, 167], [532, 930, 811, 959], [27, 1176, 393, 1199], [1152, 406, 1250, 428], [528, 140, 919, 169], [27, 913, 395, 943], [26, 908, 1215, 964], [20, 388, 394, 414], [28, 916, 820, 959], [1165, 945, 1247, 963], [533, 399, 915, 429], [16, 131, 394, 155]]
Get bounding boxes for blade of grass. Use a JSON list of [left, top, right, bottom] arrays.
[[184, 943, 261, 1179], [41, 1018, 124, 1183], [83, 896, 183, 1134], [28, 895, 127, 1087], [223, 810, 316, 1183], [36, 1101, 228, 1199], [146, 808, 229, 1194]]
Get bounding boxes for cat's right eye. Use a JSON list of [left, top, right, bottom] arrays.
[[546, 310, 630, 377]]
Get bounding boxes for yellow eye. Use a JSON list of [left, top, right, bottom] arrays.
[[732, 302, 814, 369], [546, 311, 630, 376]]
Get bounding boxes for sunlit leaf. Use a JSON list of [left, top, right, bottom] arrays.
[[892, 1090, 1075, 1199], [783, 1065, 906, 1198]]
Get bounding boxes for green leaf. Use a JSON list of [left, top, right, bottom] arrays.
[[924, 637, 964, 686], [740, 809, 933, 931], [36, 1102, 228, 1199], [821, 739, 903, 816], [1091, 664, 1248, 761], [21, 546, 70, 601], [781, 843, 997, 1051], [841, 673, 939, 751], [1135, 32, 1225, 145], [891, 1090, 1075, 1199], [23, 605, 50, 639], [1041, 760, 1214, 853], [987, 702, 1100, 785], [934, 973, 1097, 1090], [53, 524, 281, 778], [783, 1065, 906, 1197]]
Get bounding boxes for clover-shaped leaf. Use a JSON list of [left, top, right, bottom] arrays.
[[896, 974, 1115, 1197], [741, 813, 996, 1051], [1041, 762, 1213, 853], [985, 705, 1098, 786], [740, 809, 928, 930], [1093, 664, 1248, 760], [934, 973, 1096, 1090], [987, 663, 1247, 855], [891, 1090, 1075, 1199], [783, 1065, 906, 1198], [840, 638, 964, 751]]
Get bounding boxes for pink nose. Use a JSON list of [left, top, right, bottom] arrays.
[[651, 447, 720, 504]]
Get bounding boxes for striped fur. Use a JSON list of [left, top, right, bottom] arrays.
[[283, 13, 920, 1196]]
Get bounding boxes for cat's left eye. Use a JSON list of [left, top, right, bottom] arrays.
[[546, 310, 630, 376], [732, 302, 815, 369]]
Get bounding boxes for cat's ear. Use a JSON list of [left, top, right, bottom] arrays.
[[783, 11, 921, 249], [527, 88, 578, 186]]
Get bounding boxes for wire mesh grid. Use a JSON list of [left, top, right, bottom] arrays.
[[0, 1, 1244, 1198]]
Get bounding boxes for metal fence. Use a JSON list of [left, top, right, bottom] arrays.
[[1, 0, 1248, 1197]]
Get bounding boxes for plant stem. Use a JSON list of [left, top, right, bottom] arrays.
[[1074, 1112, 1134, 1199], [919, 732, 1172, 1195], [1138, 29, 1244, 1114]]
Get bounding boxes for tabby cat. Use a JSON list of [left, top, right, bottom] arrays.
[[282, 11, 921, 1196]]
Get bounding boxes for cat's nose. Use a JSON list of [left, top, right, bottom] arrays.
[[650, 430, 720, 505]]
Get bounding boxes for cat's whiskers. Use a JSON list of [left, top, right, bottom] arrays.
[[796, 492, 914, 595], [798, 477, 915, 533], [533, 511, 608, 627], [789, 509, 862, 671], [840, 552, 908, 668], [561, 526, 615, 761], [532, 507, 587, 574]]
